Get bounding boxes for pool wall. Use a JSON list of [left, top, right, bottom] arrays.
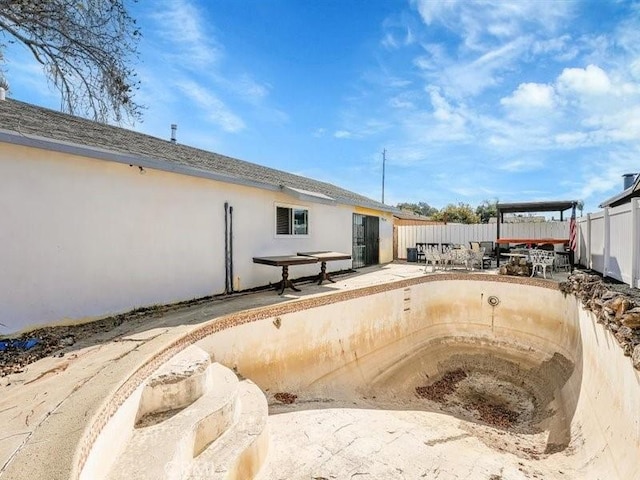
[[196, 278, 639, 479], [75, 275, 640, 480]]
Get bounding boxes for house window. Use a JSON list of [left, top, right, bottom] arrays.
[[276, 205, 308, 235]]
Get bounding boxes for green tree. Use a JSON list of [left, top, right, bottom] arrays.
[[475, 198, 498, 223], [432, 203, 480, 224], [396, 202, 439, 217], [0, 0, 141, 122]]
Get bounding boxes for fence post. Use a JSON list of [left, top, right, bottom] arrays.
[[586, 213, 592, 269], [603, 207, 610, 278], [632, 198, 639, 288]]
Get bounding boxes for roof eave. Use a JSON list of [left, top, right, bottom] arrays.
[[599, 187, 634, 208], [0, 128, 395, 213]]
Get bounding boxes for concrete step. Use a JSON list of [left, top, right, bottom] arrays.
[[107, 361, 239, 480], [185, 379, 269, 480], [135, 345, 212, 424]]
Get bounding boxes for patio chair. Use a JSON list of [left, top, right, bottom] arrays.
[[441, 242, 454, 253], [530, 249, 555, 279], [555, 251, 571, 272], [468, 247, 487, 270], [449, 247, 471, 270], [469, 243, 491, 269], [416, 243, 427, 263], [423, 246, 441, 272], [479, 241, 495, 258]]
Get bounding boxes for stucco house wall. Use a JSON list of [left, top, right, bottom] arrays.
[[1, 140, 391, 333]]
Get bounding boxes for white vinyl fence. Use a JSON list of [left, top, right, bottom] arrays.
[[397, 221, 569, 257], [576, 198, 640, 288]]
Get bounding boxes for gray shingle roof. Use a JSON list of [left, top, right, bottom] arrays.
[[0, 99, 393, 212]]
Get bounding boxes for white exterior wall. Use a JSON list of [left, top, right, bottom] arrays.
[[1, 144, 391, 332]]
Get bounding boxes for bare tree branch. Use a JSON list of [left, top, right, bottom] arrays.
[[0, 0, 142, 123]]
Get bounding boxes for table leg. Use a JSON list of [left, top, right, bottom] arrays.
[[276, 265, 301, 295], [316, 261, 336, 285]]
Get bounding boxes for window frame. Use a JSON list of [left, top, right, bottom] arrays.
[[275, 203, 309, 237]]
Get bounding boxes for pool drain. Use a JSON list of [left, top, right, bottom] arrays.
[[488, 296, 500, 306]]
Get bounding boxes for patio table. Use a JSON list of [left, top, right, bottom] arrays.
[[297, 251, 352, 284], [253, 255, 319, 295]]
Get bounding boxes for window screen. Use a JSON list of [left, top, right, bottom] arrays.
[[276, 206, 308, 235]]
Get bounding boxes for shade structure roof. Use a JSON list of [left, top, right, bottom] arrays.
[[496, 200, 578, 214]]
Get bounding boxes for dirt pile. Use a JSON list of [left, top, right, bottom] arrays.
[[560, 271, 640, 368]]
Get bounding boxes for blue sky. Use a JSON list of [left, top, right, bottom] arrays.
[[3, 0, 640, 214]]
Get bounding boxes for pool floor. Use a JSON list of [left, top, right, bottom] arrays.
[[259, 400, 577, 480]]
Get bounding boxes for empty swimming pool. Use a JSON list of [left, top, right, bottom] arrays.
[[79, 275, 640, 480]]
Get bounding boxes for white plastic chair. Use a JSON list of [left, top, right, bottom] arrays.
[[530, 250, 555, 278]]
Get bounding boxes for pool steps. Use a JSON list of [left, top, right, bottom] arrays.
[[106, 345, 268, 479]]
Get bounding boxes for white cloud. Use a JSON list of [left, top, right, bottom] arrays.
[[573, 149, 640, 202], [381, 33, 399, 49], [381, 16, 417, 50], [389, 95, 415, 110], [412, 0, 574, 50], [557, 64, 611, 95], [421, 36, 532, 99], [554, 131, 589, 146], [334, 130, 353, 139], [531, 34, 579, 61], [498, 159, 544, 172], [151, 0, 221, 68], [176, 80, 245, 133], [501, 82, 556, 110]]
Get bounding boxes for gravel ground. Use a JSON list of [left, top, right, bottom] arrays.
[[0, 298, 214, 377]]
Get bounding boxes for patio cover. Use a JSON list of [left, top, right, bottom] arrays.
[[496, 200, 579, 267]]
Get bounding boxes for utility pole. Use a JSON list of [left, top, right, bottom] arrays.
[[382, 148, 386, 204]]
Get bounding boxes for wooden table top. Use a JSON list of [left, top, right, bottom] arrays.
[[253, 255, 319, 266], [496, 238, 568, 245], [297, 251, 352, 261]]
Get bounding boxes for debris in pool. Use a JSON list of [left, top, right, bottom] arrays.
[[416, 369, 467, 402], [468, 398, 519, 429], [274, 392, 297, 404]]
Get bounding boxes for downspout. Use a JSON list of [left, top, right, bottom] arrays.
[[224, 202, 229, 294], [229, 205, 234, 293]]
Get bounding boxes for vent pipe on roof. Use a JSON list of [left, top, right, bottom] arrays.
[[0, 88, 5, 101], [170, 124, 177, 143], [623, 173, 638, 190]]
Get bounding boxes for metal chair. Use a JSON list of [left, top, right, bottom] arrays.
[[424, 246, 443, 272], [530, 250, 555, 278], [449, 247, 471, 270]]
